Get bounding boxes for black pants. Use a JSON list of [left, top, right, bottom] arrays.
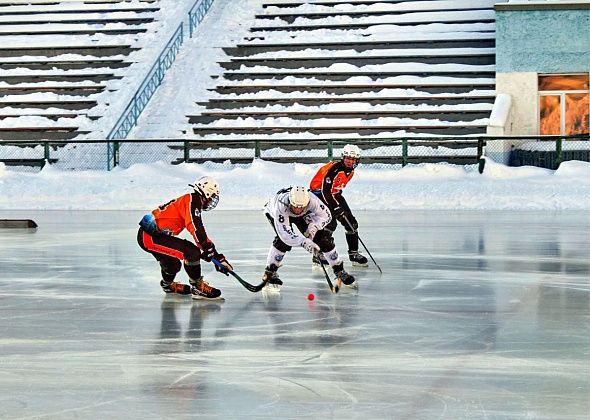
[[318, 194, 360, 252], [137, 228, 202, 282]]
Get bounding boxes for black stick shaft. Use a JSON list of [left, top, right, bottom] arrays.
[[212, 259, 266, 292], [318, 254, 339, 294], [342, 214, 382, 273]]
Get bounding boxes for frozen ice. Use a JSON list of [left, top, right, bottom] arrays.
[[0, 210, 589, 419]]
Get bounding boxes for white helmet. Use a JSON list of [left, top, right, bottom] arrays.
[[342, 144, 361, 159], [191, 176, 220, 211], [288, 186, 310, 214], [341, 144, 361, 168]]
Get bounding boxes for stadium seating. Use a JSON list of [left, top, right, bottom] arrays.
[[190, 0, 496, 140], [0, 0, 162, 141]]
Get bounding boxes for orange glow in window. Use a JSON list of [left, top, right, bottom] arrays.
[[539, 75, 588, 91], [540, 95, 561, 135]]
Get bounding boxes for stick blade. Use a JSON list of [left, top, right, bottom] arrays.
[[0, 219, 38, 229]]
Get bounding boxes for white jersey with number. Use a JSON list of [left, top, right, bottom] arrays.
[[264, 189, 332, 247]]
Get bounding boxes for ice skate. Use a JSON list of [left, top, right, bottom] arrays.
[[348, 250, 368, 267], [160, 280, 191, 295], [190, 277, 224, 301], [333, 263, 357, 289], [262, 265, 282, 293]]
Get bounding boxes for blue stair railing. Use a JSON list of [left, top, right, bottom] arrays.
[[189, 0, 214, 38], [106, 0, 216, 169], [107, 23, 184, 169]]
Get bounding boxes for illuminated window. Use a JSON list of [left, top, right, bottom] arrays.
[[538, 74, 589, 135]]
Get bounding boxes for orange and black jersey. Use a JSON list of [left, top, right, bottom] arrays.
[[150, 192, 212, 248], [310, 160, 354, 208]]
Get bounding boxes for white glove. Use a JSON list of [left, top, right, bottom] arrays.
[[304, 224, 319, 239], [301, 238, 320, 254]]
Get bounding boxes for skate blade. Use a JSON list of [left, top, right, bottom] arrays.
[[262, 284, 281, 294], [340, 280, 358, 290], [350, 261, 369, 267], [191, 294, 225, 301]]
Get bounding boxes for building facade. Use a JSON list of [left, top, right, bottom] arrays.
[[490, 0, 590, 164]]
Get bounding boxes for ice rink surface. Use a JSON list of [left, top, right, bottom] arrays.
[[0, 210, 589, 419]]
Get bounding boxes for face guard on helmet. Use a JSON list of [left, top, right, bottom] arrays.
[[341, 144, 361, 169], [288, 186, 310, 215], [189, 176, 220, 211]]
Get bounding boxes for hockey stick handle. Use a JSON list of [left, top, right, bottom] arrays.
[[211, 258, 266, 293], [341, 214, 383, 274]]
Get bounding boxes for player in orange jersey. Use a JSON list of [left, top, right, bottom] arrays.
[[137, 176, 232, 300], [310, 144, 368, 267]]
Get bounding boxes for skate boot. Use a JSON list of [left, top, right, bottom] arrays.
[[262, 264, 282, 293], [333, 262, 356, 288], [348, 250, 368, 267], [160, 280, 191, 295], [190, 276, 224, 301]]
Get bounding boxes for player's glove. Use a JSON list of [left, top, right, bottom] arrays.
[[333, 206, 345, 220], [213, 253, 233, 276], [201, 242, 216, 262], [301, 238, 320, 254]]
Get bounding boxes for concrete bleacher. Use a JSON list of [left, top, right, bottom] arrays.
[[0, 0, 162, 143], [189, 0, 497, 147]]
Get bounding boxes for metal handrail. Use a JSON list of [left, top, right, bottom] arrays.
[[106, 24, 184, 169], [189, 0, 214, 38], [107, 24, 184, 143], [105, 0, 217, 169]]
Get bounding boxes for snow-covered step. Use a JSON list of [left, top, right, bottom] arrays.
[[0, 23, 149, 36], [0, 126, 90, 140], [261, 0, 472, 8], [259, 0, 496, 21], [0, 84, 106, 96], [252, 10, 495, 32], [0, 13, 155, 26], [220, 67, 496, 82], [0, 99, 97, 110], [191, 125, 488, 136], [190, 108, 491, 124], [0, 45, 138, 58], [226, 36, 495, 56], [0, 0, 157, 5], [0, 111, 99, 121], [1, 73, 123, 84], [0, 58, 131, 70], [211, 78, 496, 95], [198, 92, 496, 109], [221, 49, 495, 70], [0, 5, 159, 16], [243, 23, 495, 44]]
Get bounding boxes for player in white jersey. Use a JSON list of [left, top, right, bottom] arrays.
[[262, 186, 355, 288]]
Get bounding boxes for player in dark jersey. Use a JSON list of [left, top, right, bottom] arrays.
[[310, 144, 368, 267], [137, 176, 232, 300]]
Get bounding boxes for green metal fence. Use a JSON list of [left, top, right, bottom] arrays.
[[1, 135, 588, 173]]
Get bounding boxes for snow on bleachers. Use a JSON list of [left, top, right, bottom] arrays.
[[0, 0, 188, 141], [189, 0, 497, 140]]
